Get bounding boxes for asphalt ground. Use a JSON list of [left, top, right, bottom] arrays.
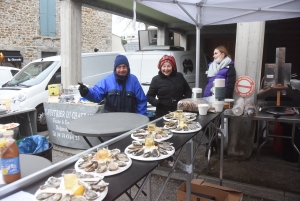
[[40, 130, 300, 201]]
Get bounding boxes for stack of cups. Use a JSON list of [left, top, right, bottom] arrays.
[[192, 88, 202, 99], [214, 79, 225, 112]]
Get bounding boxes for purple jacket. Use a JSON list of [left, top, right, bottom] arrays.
[[203, 63, 236, 98]]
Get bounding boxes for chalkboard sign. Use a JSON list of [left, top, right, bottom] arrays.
[[44, 102, 104, 149]]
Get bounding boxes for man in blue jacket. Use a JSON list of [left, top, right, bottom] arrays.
[[78, 55, 147, 115]]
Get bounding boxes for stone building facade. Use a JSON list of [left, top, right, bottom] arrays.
[[0, 0, 112, 68]]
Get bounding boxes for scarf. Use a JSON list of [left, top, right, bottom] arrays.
[[207, 56, 232, 77]]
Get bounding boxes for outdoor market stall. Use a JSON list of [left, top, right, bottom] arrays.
[[0, 111, 224, 201]]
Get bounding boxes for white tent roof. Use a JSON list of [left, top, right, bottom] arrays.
[[139, 0, 300, 26], [138, 0, 300, 87]]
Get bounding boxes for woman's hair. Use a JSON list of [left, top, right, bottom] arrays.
[[215, 46, 230, 58], [157, 55, 177, 71]]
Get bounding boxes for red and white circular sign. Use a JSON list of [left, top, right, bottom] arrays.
[[234, 76, 255, 97]]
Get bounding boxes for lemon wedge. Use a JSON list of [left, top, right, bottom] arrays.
[[72, 185, 84, 195]]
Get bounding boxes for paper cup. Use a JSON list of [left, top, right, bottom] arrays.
[[214, 101, 224, 112], [198, 104, 209, 115]]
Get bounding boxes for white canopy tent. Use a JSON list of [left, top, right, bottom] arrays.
[[137, 0, 300, 87]]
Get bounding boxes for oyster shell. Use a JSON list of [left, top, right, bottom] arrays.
[[84, 189, 98, 200], [84, 161, 98, 172], [71, 195, 86, 201], [45, 193, 62, 201], [78, 161, 93, 169], [143, 151, 151, 158], [116, 153, 129, 162], [116, 160, 127, 167], [95, 163, 107, 173], [46, 177, 61, 188], [36, 193, 54, 200], [152, 149, 160, 157], [107, 161, 118, 171], [61, 194, 72, 201]]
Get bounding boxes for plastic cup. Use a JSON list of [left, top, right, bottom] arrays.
[[198, 104, 209, 115], [214, 101, 224, 112], [62, 169, 78, 190], [96, 146, 111, 162], [178, 116, 187, 127], [147, 123, 156, 134]]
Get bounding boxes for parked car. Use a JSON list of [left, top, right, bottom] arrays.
[[0, 66, 20, 87], [0, 52, 118, 131]]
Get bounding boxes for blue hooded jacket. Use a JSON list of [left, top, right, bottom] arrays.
[[85, 55, 147, 115]]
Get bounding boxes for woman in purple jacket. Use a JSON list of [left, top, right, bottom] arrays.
[[203, 46, 236, 98], [203, 46, 236, 157]]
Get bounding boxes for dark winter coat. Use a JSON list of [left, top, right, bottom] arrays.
[[147, 71, 192, 118], [203, 63, 236, 98]]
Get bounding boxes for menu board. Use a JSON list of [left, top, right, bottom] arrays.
[[44, 102, 103, 149]]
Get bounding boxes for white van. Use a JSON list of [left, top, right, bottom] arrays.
[[0, 48, 199, 131], [122, 50, 197, 94], [0, 66, 20, 87], [0, 52, 118, 131]]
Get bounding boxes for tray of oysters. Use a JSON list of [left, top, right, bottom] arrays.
[[163, 121, 202, 133], [125, 141, 175, 161], [163, 112, 197, 122], [131, 127, 173, 142], [34, 173, 108, 201], [74, 149, 132, 177]]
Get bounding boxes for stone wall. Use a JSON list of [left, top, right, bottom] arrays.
[[0, 0, 112, 67]]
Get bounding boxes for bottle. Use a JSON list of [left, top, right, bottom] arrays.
[[1, 130, 21, 183]]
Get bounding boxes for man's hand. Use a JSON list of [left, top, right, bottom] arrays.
[[78, 82, 89, 97]]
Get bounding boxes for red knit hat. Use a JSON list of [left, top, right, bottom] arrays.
[[158, 55, 177, 72]]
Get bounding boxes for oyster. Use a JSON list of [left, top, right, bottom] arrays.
[[155, 134, 162, 139], [80, 174, 94, 178], [78, 161, 94, 169], [71, 195, 86, 201], [61, 194, 72, 201], [36, 193, 54, 200], [84, 189, 98, 200], [116, 153, 129, 162], [132, 140, 143, 147], [39, 184, 58, 190], [110, 149, 120, 156], [96, 163, 107, 173], [91, 180, 109, 192], [46, 177, 61, 188], [133, 148, 144, 156], [116, 160, 127, 167], [152, 149, 160, 157], [84, 161, 98, 172], [143, 151, 151, 158], [158, 148, 168, 155], [45, 193, 62, 201], [107, 161, 118, 171]]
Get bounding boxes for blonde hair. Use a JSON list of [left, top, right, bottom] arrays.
[[215, 46, 230, 58]]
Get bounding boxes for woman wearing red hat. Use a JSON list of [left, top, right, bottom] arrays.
[[147, 55, 192, 118]]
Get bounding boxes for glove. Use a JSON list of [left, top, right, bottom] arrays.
[[78, 82, 89, 97]]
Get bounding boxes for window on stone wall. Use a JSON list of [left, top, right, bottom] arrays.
[[40, 0, 56, 37]]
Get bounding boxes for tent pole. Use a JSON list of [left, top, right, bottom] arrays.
[[195, 25, 201, 88]]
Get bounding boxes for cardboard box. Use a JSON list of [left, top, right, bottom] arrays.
[[177, 179, 243, 201]]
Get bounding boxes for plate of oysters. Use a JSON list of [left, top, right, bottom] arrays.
[[163, 112, 197, 122], [125, 141, 175, 161], [131, 127, 173, 142], [34, 174, 108, 201], [74, 149, 132, 177], [164, 121, 202, 133]]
